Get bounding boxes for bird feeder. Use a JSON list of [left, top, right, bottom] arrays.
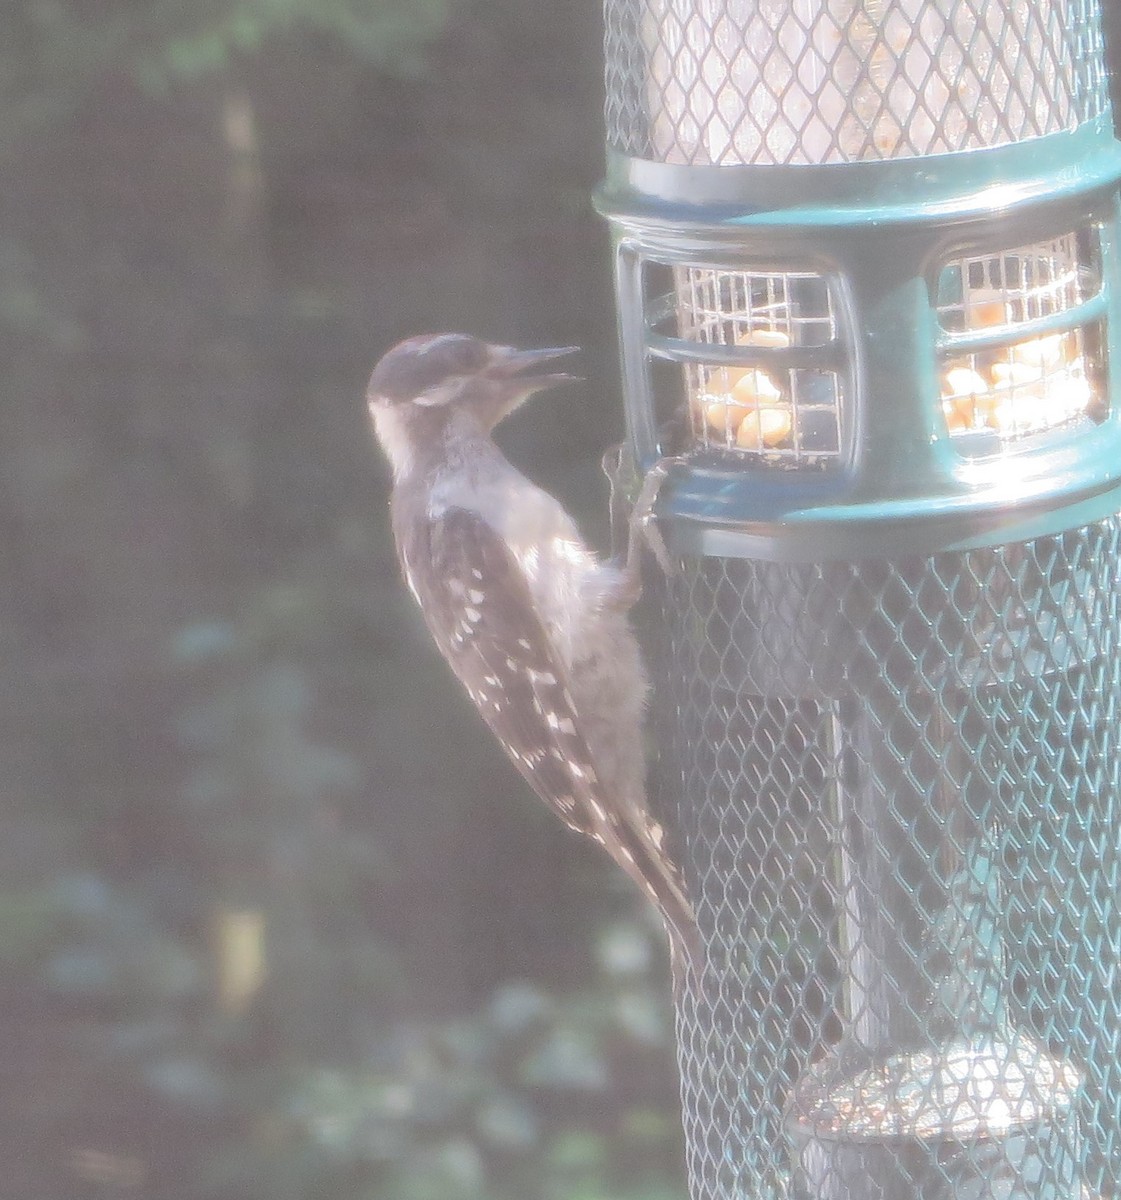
[[596, 3, 1121, 1200]]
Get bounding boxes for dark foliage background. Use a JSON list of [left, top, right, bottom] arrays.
[[1, 3, 683, 1198], [3, 4, 1119, 1199]]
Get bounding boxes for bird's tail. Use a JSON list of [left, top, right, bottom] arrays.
[[612, 820, 702, 998], [664, 903, 703, 1004]]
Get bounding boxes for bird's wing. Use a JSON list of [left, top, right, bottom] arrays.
[[397, 505, 696, 962], [400, 505, 604, 837]]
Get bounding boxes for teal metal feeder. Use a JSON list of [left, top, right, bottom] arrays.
[[597, 3, 1121, 1200]]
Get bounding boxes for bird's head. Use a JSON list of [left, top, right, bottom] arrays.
[[367, 333, 580, 475]]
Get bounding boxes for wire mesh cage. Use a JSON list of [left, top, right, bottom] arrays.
[[598, 3, 1121, 1200], [935, 231, 1106, 448], [668, 266, 844, 462], [604, 0, 1110, 166], [652, 522, 1121, 1200]]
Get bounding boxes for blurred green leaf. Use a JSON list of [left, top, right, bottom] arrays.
[[486, 980, 553, 1034], [171, 621, 240, 665], [521, 1029, 609, 1092], [474, 1092, 538, 1150], [0, 887, 67, 967], [547, 1130, 606, 1172]]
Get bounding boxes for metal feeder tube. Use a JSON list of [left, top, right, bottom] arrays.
[[598, 4, 1121, 1200]]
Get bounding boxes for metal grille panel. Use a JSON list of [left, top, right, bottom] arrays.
[[605, 0, 1111, 165], [650, 515, 1121, 1200], [936, 229, 1107, 445], [667, 267, 843, 463]]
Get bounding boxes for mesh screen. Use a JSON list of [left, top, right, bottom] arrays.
[[670, 267, 844, 463], [648, 514, 1121, 1200], [605, 0, 1111, 165], [937, 229, 1106, 446]]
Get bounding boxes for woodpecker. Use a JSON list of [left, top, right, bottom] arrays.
[[367, 332, 694, 966]]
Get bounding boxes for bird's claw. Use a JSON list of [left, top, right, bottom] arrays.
[[603, 444, 687, 581], [631, 456, 687, 579]]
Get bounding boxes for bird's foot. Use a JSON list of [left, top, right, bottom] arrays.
[[602, 446, 687, 601], [629, 455, 687, 580]]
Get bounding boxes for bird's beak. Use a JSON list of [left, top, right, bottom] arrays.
[[487, 344, 582, 389]]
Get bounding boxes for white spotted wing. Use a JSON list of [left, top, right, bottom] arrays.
[[398, 505, 603, 835]]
